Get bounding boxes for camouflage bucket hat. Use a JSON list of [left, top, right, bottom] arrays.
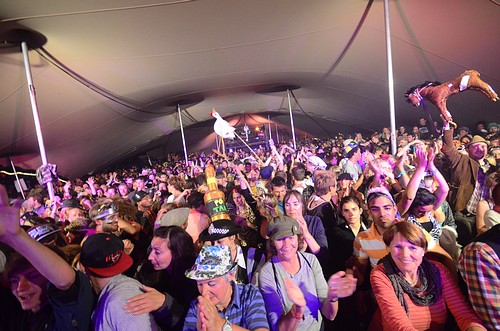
[[185, 245, 236, 280]]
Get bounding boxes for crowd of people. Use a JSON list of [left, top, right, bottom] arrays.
[[0, 116, 499, 331]]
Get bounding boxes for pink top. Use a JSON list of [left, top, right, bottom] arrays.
[[185, 209, 210, 243], [369, 260, 485, 331]]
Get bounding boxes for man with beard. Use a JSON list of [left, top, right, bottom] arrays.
[[441, 119, 494, 246], [89, 201, 134, 255], [89, 201, 120, 235]]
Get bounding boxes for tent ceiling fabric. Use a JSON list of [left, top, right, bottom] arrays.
[[0, 0, 498, 177]]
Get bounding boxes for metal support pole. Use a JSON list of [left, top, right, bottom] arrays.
[[21, 41, 55, 201], [267, 115, 272, 142], [9, 156, 26, 199], [384, 0, 397, 155], [177, 104, 189, 166], [275, 123, 279, 143], [287, 89, 297, 150]]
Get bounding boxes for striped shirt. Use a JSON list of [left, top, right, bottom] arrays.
[[353, 222, 390, 268], [459, 241, 500, 331], [183, 282, 269, 331], [353, 220, 436, 268]]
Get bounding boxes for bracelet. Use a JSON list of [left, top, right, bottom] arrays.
[[290, 305, 304, 320], [329, 297, 338, 303], [395, 170, 406, 179]]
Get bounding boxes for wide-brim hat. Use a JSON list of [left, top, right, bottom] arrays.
[[266, 214, 301, 240], [465, 135, 489, 148], [199, 220, 241, 242], [185, 245, 236, 280], [80, 233, 133, 277]]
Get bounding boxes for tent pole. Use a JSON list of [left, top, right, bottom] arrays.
[[383, 0, 397, 155], [267, 115, 272, 142], [275, 123, 279, 143], [21, 42, 55, 201], [9, 156, 25, 200], [287, 89, 297, 150], [177, 104, 189, 166]]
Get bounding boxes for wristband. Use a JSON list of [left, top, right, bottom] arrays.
[[395, 171, 406, 179], [329, 297, 339, 303]]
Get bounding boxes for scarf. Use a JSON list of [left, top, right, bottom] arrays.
[[381, 253, 441, 316]]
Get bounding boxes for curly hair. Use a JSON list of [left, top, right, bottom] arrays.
[[167, 176, 185, 192], [256, 194, 282, 222], [112, 197, 138, 222]]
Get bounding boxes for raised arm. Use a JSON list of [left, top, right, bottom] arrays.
[[0, 185, 75, 290], [397, 144, 428, 215], [426, 145, 449, 210]]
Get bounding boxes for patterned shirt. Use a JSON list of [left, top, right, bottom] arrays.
[[406, 212, 442, 244], [459, 241, 500, 330], [183, 282, 269, 331], [466, 165, 488, 214]]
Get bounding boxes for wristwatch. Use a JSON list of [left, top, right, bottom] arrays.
[[222, 319, 232, 331]]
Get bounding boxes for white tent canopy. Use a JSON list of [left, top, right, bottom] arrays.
[[0, 0, 498, 178]]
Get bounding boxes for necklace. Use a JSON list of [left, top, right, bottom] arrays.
[[407, 276, 418, 287]]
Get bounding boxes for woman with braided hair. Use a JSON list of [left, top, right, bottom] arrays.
[[369, 222, 485, 330]]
